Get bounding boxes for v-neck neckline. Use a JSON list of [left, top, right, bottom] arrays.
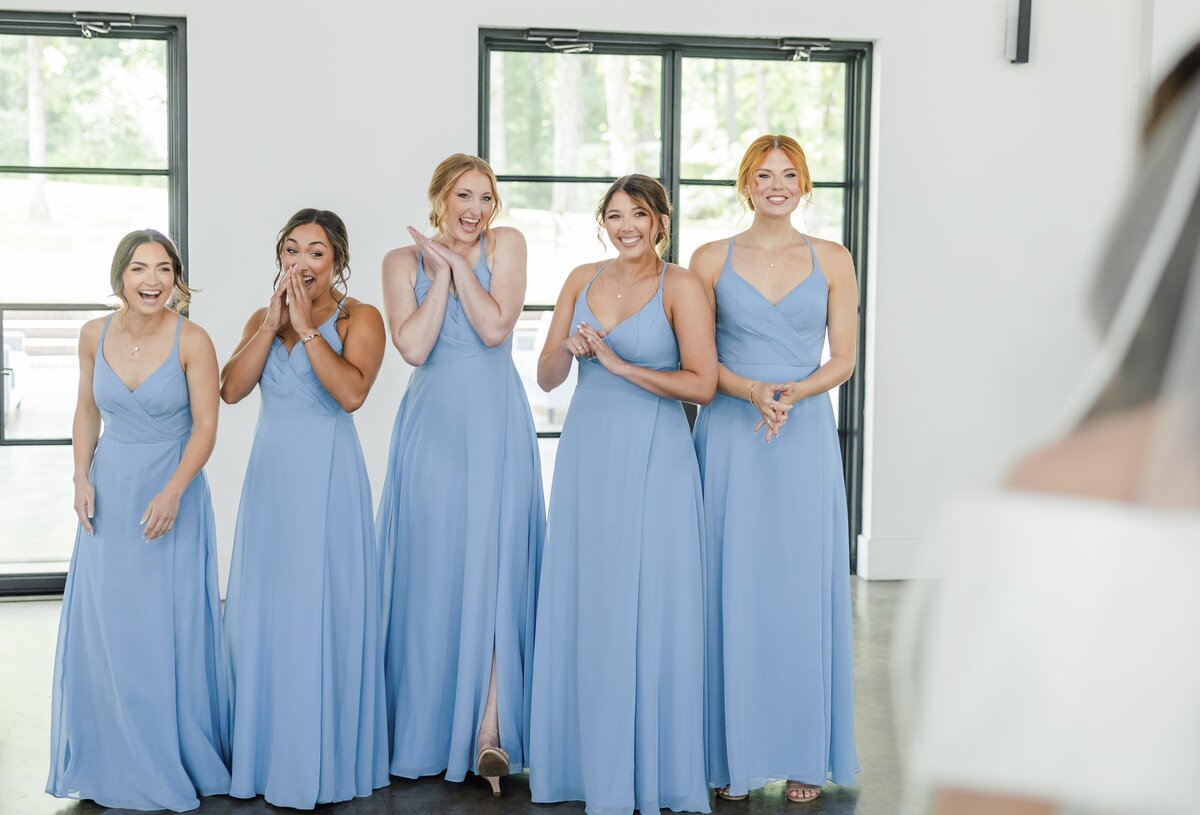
[[584, 261, 665, 335], [100, 314, 179, 394], [727, 235, 820, 308]]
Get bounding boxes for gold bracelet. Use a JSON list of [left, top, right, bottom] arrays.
[[748, 380, 760, 408], [300, 331, 322, 344]]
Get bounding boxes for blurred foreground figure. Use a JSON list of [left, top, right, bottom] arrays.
[[904, 44, 1200, 815]]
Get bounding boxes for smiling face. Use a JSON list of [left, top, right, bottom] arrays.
[[439, 170, 496, 243], [746, 148, 807, 217], [279, 222, 335, 294], [602, 189, 669, 262], [119, 241, 176, 315]]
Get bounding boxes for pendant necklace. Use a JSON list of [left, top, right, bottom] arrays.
[[120, 313, 157, 356], [753, 231, 799, 269], [614, 260, 659, 299]]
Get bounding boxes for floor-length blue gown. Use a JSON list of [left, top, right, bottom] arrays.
[[47, 314, 231, 812], [530, 264, 711, 815], [376, 238, 545, 780], [692, 236, 858, 796], [223, 308, 388, 808]]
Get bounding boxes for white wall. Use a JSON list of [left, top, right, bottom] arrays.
[[20, 0, 1200, 582]]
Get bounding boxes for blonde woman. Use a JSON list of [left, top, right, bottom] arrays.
[[376, 154, 544, 796]]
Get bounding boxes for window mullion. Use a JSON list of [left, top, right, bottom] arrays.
[[662, 48, 683, 265]]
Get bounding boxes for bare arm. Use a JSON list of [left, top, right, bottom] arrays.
[[578, 265, 718, 405], [450, 227, 527, 347], [71, 318, 103, 535], [219, 307, 275, 404], [381, 242, 452, 366], [141, 320, 220, 540], [784, 242, 858, 402], [932, 789, 1055, 815], [302, 302, 386, 413], [537, 264, 595, 392]]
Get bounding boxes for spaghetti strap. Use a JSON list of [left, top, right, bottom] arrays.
[[799, 233, 823, 278], [99, 313, 114, 344], [586, 260, 613, 288], [168, 313, 184, 367]]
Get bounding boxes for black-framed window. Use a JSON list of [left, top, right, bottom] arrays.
[[480, 29, 871, 569], [0, 11, 187, 594]]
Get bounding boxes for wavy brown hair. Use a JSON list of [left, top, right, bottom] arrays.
[[273, 209, 351, 312], [109, 228, 191, 310], [595, 174, 672, 256]]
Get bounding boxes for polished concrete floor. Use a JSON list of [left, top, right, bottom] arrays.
[[0, 580, 903, 815]]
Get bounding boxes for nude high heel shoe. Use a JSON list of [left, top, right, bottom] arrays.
[[475, 727, 509, 797]]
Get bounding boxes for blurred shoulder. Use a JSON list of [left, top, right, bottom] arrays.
[[1006, 406, 1156, 502]]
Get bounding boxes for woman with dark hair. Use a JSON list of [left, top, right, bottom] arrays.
[[529, 175, 717, 815], [47, 229, 231, 811], [376, 154, 544, 797], [689, 134, 860, 803], [905, 43, 1200, 815], [220, 209, 388, 808]]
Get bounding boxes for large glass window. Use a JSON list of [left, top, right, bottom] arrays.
[[481, 31, 872, 566], [0, 12, 187, 592]]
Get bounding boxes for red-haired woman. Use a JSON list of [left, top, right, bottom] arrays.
[[690, 135, 860, 803]]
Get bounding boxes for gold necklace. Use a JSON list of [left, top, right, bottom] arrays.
[[118, 312, 162, 355], [611, 260, 660, 299], [752, 231, 799, 269]]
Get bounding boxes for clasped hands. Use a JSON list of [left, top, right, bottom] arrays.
[[407, 226, 473, 284], [564, 322, 623, 373], [263, 265, 319, 336], [750, 380, 796, 443]]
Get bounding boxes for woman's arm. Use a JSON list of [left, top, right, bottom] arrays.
[[537, 264, 596, 392], [448, 226, 527, 347], [300, 300, 386, 413], [141, 320, 220, 541], [219, 308, 276, 404], [577, 265, 718, 405], [71, 318, 103, 535], [381, 240, 452, 366], [781, 242, 858, 402]]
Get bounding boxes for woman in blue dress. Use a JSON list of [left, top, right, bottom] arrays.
[[47, 229, 230, 811], [220, 209, 389, 808], [376, 154, 544, 796], [530, 174, 717, 815], [690, 135, 859, 803]]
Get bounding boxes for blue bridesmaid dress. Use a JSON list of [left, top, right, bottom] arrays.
[[530, 264, 711, 815], [692, 236, 858, 796], [47, 314, 231, 812], [223, 308, 388, 808], [376, 237, 545, 780]]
